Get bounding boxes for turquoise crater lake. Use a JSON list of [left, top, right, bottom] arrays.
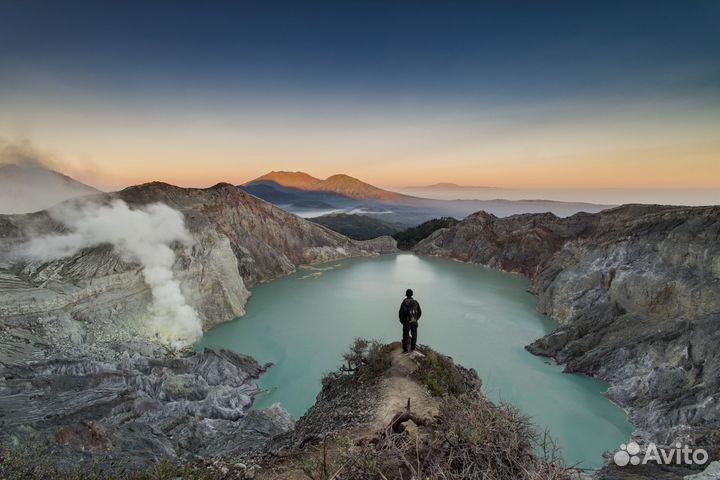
[[197, 254, 632, 468]]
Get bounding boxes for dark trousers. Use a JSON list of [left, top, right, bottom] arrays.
[[402, 322, 418, 352]]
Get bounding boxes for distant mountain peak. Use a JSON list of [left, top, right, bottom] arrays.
[[247, 171, 414, 201], [263, 170, 318, 179], [253, 171, 322, 189]]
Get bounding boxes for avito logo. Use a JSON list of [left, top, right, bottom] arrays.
[[614, 442, 709, 467]]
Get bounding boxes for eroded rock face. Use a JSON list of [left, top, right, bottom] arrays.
[[0, 182, 396, 464], [0, 182, 396, 355], [116, 182, 397, 287], [0, 345, 293, 465], [415, 205, 720, 450]]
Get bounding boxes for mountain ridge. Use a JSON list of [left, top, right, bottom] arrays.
[[247, 170, 417, 201], [242, 171, 616, 227]]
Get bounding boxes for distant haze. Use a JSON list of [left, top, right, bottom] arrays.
[[406, 183, 496, 189], [0, 164, 100, 214], [392, 186, 720, 206]]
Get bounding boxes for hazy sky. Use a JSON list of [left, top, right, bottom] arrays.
[[1, 1, 719, 191]]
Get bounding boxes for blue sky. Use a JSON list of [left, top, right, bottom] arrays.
[[1, 1, 719, 189], [3, 1, 719, 100]]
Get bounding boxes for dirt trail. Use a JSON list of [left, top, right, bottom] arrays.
[[258, 345, 438, 479], [371, 346, 439, 431]]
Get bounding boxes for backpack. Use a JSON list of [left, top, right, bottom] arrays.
[[406, 299, 419, 324]]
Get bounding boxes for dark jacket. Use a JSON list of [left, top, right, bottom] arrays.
[[398, 297, 422, 324]]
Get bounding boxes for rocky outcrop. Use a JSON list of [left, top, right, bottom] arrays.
[[0, 346, 293, 466], [414, 205, 720, 457], [0, 182, 396, 465]]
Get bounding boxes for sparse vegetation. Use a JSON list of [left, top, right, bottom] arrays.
[[299, 392, 569, 480], [339, 337, 394, 378], [413, 346, 472, 397], [392, 217, 458, 250], [431, 394, 568, 479], [299, 341, 570, 480]]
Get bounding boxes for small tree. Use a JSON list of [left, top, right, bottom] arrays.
[[341, 337, 370, 371]]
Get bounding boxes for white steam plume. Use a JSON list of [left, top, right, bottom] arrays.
[[17, 199, 202, 346]]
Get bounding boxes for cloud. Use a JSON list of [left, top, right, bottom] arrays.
[[16, 199, 202, 346]]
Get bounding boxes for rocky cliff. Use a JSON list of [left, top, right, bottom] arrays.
[[414, 205, 720, 459], [0, 182, 396, 464], [257, 342, 569, 480]]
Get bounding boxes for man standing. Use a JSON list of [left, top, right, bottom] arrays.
[[398, 288, 422, 353]]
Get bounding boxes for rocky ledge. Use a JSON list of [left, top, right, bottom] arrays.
[[414, 204, 720, 477], [257, 341, 570, 480]]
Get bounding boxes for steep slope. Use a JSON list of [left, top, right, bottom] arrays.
[[0, 164, 100, 214], [117, 182, 397, 286], [0, 182, 396, 465], [414, 205, 720, 455]]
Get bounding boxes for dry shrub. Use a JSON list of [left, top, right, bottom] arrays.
[[303, 393, 571, 480], [429, 394, 569, 479]]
